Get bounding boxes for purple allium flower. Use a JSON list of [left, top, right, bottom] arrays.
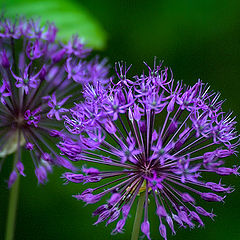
[[59, 61, 239, 239], [0, 16, 108, 186]]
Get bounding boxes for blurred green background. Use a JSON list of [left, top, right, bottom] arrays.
[[1, 0, 240, 239]]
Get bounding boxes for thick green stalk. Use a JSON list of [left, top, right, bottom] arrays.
[[5, 175, 20, 240], [131, 192, 145, 240]]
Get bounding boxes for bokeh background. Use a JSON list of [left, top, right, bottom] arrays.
[[0, 0, 240, 239]]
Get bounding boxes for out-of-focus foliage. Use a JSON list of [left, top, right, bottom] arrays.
[[0, 0, 107, 49]]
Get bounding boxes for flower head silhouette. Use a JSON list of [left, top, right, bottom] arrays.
[[60, 61, 239, 239], [0, 16, 108, 186]]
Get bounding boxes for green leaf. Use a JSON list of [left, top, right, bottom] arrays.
[[1, 0, 107, 49]]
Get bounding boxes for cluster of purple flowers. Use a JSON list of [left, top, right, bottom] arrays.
[[0, 16, 108, 187], [59, 61, 239, 239]]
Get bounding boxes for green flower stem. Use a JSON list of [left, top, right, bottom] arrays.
[[131, 192, 145, 240], [5, 175, 20, 240]]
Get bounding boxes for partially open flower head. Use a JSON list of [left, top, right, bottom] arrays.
[[60, 60, 239, 239], [0, 16, 109, 187]]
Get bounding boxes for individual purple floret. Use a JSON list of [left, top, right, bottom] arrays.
[[59, 60, 239, 239], [0, 16, 109, 187], [0, 79, 11, 104]]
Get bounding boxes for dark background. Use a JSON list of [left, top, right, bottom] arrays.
[[0, 0, 240, 239]]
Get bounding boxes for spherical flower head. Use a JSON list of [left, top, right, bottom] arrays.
[[0, 15, 109, 186], [59, 60, 239, 239]]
